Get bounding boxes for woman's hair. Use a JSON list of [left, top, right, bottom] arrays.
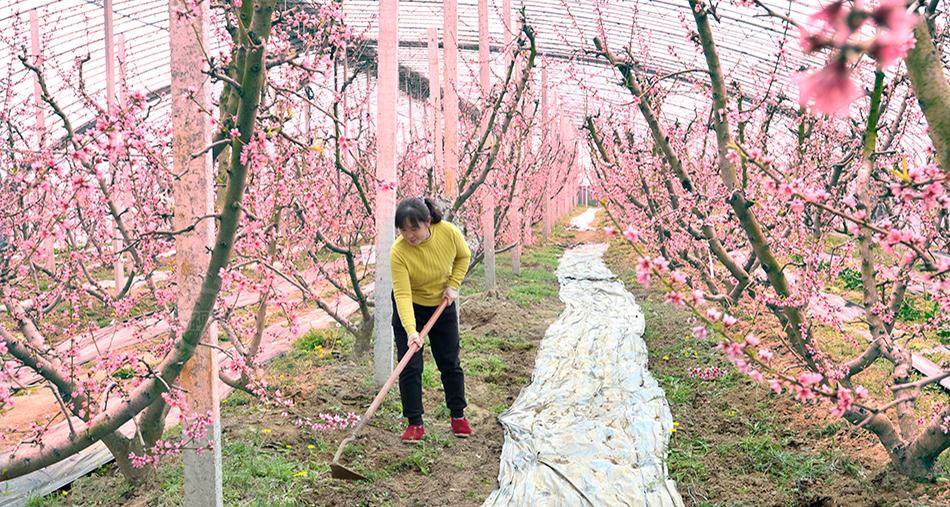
[[395, 196, 443, 229]]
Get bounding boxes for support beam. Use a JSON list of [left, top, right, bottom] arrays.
[[374, 0, 398, 386], [444, 0, 459, 199], [479, 0, 495, 289], [428, 27, 442, 186], [105, 0, 125, 293], [169, 1, 223, 504], [30, 10, 54, 273]]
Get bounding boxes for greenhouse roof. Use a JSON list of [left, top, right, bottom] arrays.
[[0, 0, 938, 150]]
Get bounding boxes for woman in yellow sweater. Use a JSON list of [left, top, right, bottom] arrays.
[[391, 197, 472, 442]]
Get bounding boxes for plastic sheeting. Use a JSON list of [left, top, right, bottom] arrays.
[[483, 243, 684, 507]]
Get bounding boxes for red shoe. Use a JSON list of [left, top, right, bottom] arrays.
[[401, 425, 424, 443], [451, 417, 472, 438]]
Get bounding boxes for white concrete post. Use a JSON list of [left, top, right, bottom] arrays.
[[479, 0, 495, 289], [444, 0, 459, 199], [105, 0, 125, 292], [427, 28, 442, 180], [30, 11, 54, 272], [169, 1, 223, 504], [542, 86, 553, 239], [118, 34, 130, 284], [374, 0, 398, 386], [504, 0, 521, 275]]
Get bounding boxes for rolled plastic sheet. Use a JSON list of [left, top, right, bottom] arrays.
[[483, 244, 684, 507]]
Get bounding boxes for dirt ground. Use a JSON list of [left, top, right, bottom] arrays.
[[23, 226, 950, 506]]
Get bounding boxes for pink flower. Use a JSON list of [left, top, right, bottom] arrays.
[[855, 385, 869, 399], [636, 270, 652, 286], [604, 226, 618, 236], [790, 199, 805, 214], [665, 292, 685, 306], [872, 0, 917, 36], [671, 270, 687, 284], [793, 60, 863, 117], [749, 370, 764, 383], [690, 290, 706, 306], [794, 384, 817, 402], [722, 314, 738, 328], [744, 333, 760, 346], [758, 348, 773, 361], [726, 149, 741, 165], [692, 326, 707, 340], [799, 372, 824, 386], [706, 307, 722, 321], [870, 26, 916, 70], [623, 226, 640, 243], [768, 378, 783, 394]]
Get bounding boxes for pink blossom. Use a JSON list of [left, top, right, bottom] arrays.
[[749, 370, 764, 383], [665, 292, 685, 306], [692, 326, 707, 340], [855, 385, 869, 399], [768, 378, 783, 394], [790, 199, 806, 214], [623, 226, 640, 243], [690, 290, 706, 306], [758, 348, 773, 361], [793, 60, 863, 117], [604, 226, 618, 236], [726, 149, 741, 165], [744, 333, 760, 347], [870, 30, 916, 70], [706, 307, 722, 321], [722, 314, 738, 328], [794, 384, 817, 402], [799, 372, 824, 386], [671, 270, 687, 284]]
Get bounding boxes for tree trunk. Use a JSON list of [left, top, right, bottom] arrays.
[[101, 432, 152, 486], [351, 315, 374, 358], [905, 18, 950, 172]]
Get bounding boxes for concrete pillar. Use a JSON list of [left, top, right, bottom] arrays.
[[374, 0, 398, 386], [105, 0, 125, 292], [504, 0, 521, 274], [444, 0, 459, 199], [30, 10, 54, 272], [479, 0, 495, 289], [117, 34, 130, 290], [169, 1, 223, 505], [542, 90, 555, 239], [428, 28, 442, 179]]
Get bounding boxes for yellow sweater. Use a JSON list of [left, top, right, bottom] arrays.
[[391, 221, 471, 335]]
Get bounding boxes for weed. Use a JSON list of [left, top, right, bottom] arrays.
[[466, 355, 506, 377], [384, 444, 441, 476]]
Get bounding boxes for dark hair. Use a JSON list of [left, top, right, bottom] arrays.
[[395, 196, 443, 229]]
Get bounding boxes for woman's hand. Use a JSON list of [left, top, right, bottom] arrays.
[[443, 286, 459, 305], [408, 332, 423, 350]]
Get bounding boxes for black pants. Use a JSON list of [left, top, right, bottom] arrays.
[[392, 296, 467, 426]]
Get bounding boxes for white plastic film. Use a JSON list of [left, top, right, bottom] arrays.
[[483, 243, 684, 507]]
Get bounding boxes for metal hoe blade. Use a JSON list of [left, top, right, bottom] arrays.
[[328, 299, 449, 481], [329, 462, 367, 481]]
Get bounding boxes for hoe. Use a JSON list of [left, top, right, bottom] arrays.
[[329, 298, 449, 480]]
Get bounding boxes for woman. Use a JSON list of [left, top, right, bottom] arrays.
[[390, 196, 472, 442]]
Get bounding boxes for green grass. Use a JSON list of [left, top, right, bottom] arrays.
[[466, 355, 506, 377], [30, 434, 323, 507]]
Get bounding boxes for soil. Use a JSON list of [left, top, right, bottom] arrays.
[[23, 225, 950, 506]]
